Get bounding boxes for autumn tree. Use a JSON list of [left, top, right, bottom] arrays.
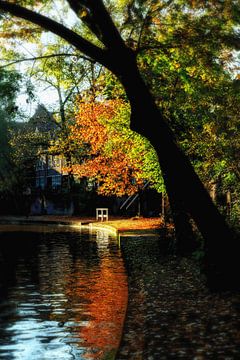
[[0, 0, 239, 289], [70, 99, 162, 197], [41, 51, 105, 176]]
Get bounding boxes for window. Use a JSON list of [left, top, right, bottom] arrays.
[[61, 158, 67, 167], [36, 159, 45, 170], [47, 156, 52, 169], [36, 176, 45, 189], [52, 175, 62, 188], [52, 156, 60, 168]]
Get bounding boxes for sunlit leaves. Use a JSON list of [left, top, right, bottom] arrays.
[[69, 99, 162, 196]]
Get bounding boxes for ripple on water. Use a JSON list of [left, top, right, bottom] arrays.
[[0, 227, 128, 360]]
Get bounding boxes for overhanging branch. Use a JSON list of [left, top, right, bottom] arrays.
[[67, 0, 126, 51], [0, 53, 95, 69], [0, 1, 110, 68]]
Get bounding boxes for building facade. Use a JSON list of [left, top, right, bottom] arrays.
[[35, 153, 69, 190]]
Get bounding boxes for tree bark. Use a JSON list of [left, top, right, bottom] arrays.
[[114, 55, 239, 289]]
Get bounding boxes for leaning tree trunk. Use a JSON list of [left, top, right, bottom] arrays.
[[114, 53, 239, 290]]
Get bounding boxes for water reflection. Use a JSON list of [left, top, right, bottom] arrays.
[[0, 226, 128, 359]]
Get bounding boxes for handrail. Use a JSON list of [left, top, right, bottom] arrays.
[[120, 181, 150, 210]]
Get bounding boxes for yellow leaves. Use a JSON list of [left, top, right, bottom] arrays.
[[80, 9, 88, 19], [200, 73, 208, 82], [203, 122, 217, 141], [73, 99, 126, 154], [116, 0, 130, 8], [119, 0, 130, 6], [186, 66, 197, 77]]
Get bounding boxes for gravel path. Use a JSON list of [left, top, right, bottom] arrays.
[[117, 235, 240, 360]]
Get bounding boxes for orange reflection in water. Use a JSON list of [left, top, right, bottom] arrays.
[[63, 232, 128, 359], [81, 256, 128, 358], [0, 228, 128, 360]]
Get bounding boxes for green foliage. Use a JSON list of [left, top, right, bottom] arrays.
[[70, 99, 163, 196], [0, 68, 22, 194], [0, 69, 21, 117], [102, 101, 164, 193]]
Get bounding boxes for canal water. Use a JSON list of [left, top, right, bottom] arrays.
[[0, 225, 128, 360]]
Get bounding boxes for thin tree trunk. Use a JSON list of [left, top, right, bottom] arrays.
[[226, 190, 231, 218], [209, 182, 217, 203], [161, 193, 165, 224]]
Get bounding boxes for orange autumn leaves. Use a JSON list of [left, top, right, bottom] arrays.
[[70, 100, 146, 196], [74, 101, 111, 155]]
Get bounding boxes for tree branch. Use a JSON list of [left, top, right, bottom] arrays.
[[67, 0, 126, 51], [0, 1, 110, 67], [63, 73, 85, 106], [136, 4, 152, 51], [0, 53, 95, 69]]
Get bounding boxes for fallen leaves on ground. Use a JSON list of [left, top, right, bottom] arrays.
[[117, 236, 240, 359], [103, 217, 166, 232]]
